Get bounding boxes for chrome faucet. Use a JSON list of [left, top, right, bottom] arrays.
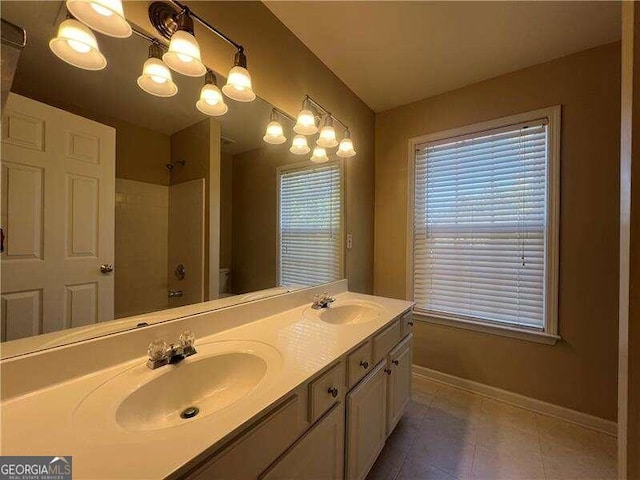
[[147, 330, 197, 369], [312, 293, 335, 310]]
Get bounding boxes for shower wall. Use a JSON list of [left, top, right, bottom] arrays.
[[167, 178, 206, 308], [114, 178, 169, 318]]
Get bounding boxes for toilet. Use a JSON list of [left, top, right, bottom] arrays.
[[219, 268, 232, 297]]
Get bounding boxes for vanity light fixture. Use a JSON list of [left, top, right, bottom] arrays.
[[49, 17, 107, 70], [162, 9, 206, 77], [337, 128, 356, 158], [317, 116, 339, 148], [294, 98, 318, 135], [290, 134, 311, 155], [196, 69, 228, 116], [222, 48, 256, 102], [310, 146, 329, 163], [149, 1, 254, 100], [66, 0, 132, 38], [263, 109, 287, 145], [137, 41, 178, 97]]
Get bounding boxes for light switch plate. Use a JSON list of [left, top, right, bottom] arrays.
[[346, 233, 353, 249]]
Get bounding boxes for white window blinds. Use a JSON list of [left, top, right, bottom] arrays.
[[413, 120, 549, 329], [279, 162, 343, 287]]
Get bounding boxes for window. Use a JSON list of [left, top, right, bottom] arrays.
[[409, 107, 560, 342], [278, 161, 344, 287]]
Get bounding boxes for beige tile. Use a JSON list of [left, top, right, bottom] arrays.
[[366, 443, 407, 480], [387, 416, 421, 451], [536, 414, 611, 457], [422, 407, 480, 443], [413, 377, 441, 396], [410, 431, 475, 478], [542, 443, 617, 480], [475, 419, 540, 455], [397, 454, 460, 480], [480, 399, 538, 434], [472, 444, 544, 480]]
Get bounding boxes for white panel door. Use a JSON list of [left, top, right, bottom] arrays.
[[1, 93, 115, 341]]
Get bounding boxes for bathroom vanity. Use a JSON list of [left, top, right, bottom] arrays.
[[0, 281, 413, 480]]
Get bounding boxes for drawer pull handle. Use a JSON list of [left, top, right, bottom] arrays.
[[385, 368, 392, 375], [408, 321, 414, 326], [392, 359, 399, 366], [359, 360, 369, 369], [328, 387, 339, 398]]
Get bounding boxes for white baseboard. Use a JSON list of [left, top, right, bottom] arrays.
[[412, 365, 617, 437]]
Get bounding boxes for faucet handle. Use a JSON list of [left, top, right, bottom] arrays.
[[179, 330, 197, 356], [148, 339, 168, 361], [179, 330, 195, 348]]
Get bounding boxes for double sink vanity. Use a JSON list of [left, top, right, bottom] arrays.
[[0, 281, 414, 480]]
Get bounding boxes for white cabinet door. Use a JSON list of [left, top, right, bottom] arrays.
[[345, 359, 387, 480], [260, 404, 344, 480], [1, 93, 115, 340], [387, 334, 413, 435]]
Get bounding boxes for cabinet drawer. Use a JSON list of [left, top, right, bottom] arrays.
[[346, 341, 373, 389], [184, 394, 301, 479], [373, 319, 401, 364], [401, 311, 414, 337], [309, 362, 344, 423]]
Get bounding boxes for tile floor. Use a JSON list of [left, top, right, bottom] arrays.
[[367, 377, 617, 480]]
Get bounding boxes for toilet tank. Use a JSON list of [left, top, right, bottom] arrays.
[[219, 268, 231, 294]]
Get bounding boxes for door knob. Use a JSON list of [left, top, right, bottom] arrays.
[[100, 264, 114, 274]]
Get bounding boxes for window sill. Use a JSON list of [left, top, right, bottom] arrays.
[[413, 311, 561, 345]]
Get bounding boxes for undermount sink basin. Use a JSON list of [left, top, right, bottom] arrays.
[[305, 300, 383, 325], [74, 340, 282, 434]]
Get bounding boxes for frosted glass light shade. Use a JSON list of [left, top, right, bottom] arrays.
[[163, 30, 206, 77], [337, 137, 356, 158], [290, 134, 310, 155], [293, 109, 318, 135], [263, 121, 286, 144], [310, 146, 329, 163], [222, 66, 256, 102], [317, 125, 338, 148], [49, 19, 107, 70], [196, 84, 228, 116], [66, 0, 132, 38], [137, 58, 178, 97]]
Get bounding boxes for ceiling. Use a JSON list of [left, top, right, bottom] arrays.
[[2, 1, 273, 154], [264, 1, 622, 112]]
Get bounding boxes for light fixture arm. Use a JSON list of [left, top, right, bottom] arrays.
[[168, 0, 244, 52], [305, 94, 349, 131]]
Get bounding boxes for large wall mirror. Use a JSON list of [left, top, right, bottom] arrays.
[[0, 1, 346, 358]]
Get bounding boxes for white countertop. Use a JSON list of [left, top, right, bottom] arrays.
[[0, 291, 412, 480]]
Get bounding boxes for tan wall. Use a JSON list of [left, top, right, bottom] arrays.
[[375, 43, 621, 420], [123, 1, 375, 294], [114, 179, 168, 318], [619, 3, 640, 476], [114, 119, 171, 186], [170, 119, 221, 299], [231, 145, 290, 294]]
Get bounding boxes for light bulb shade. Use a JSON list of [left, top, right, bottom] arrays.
[[310, 146, 329, 163], [290, 134, 310, 155], [317, 125, 339, 148], [337, 137, 356, 158], [222, 66, 256, 102], [66, 0, 132, 38], [137, 57, 178, 97], [49, 19, 107, 70], [263, 121, 287, 144], [196, 84, 228, 116], [163, 30, 206, 77], [293, 109, 318, 135]]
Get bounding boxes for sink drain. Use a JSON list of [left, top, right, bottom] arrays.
[[180, 406, 199, 419]]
